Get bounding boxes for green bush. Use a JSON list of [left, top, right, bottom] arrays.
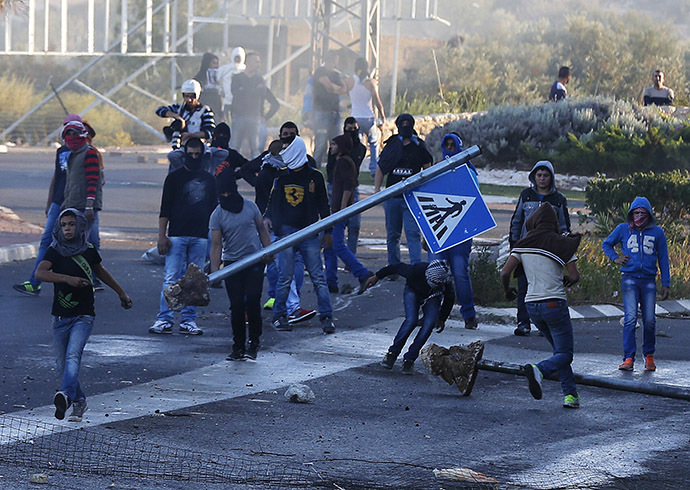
[[395, 88, 487, 116], [427, 96, 686, 171], [469, 247, 506, 306], [586, 170, 690, 227]]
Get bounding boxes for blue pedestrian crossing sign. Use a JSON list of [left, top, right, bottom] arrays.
[[404, 164, 496, 254]]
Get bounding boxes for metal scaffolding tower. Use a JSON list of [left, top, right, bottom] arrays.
[[0, 0, 448, 144]]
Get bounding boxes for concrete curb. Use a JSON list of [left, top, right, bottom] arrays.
[[0, 241, 39, 264], [468, 300, 690, 323]]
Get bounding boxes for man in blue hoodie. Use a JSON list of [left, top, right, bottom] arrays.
[[430, 133, 479, 329], [602, 197, 670, 372], [509, 161, 570, 336]]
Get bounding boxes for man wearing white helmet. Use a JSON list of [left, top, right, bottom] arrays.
[[156, 79, 216, 150]]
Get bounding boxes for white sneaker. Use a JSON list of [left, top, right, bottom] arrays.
[[148, 320, 173, 334], [179, 320, 203, 335]]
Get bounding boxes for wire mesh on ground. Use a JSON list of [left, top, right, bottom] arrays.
[[0, 414, 684, 489]]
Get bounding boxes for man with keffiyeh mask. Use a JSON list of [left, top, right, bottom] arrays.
[[501, 203, 582, 409], [264, 136, 336, 334], [360, 259, 455, 375], [36, 208, 132, 422], [61, 120, 102, 238], [602, 197, 670, 373]]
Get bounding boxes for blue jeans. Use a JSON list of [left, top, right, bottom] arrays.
[[355, 116, 379, 176], [265, 232, 303, 315], [384, 197, 422, 265], [86, 210, 100, 252], [274, 226, 332, 321], [326, 183, 361, 255], [53, 314, 94, 403], [232, 115, 260, 158], [158, 236, 207, 323], [621, 276, 657, 359], [526, 300, 577, 397], [29, 202, 62, 288], [313, 110, 341, 166], [324, 221, 370, 288], [432, 239, 476, 320], [389, 286, 441, 362]]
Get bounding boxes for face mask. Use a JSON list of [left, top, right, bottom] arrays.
[[219, 194, 244, 213], [213, 135, 229, 150], [64, 134, 87, 151], [184, 154, 203, 171], [280, 134, 296, 145], [633, 211, 649, 229], [346, 129, 360, 144], [398, 125, 413, 139]]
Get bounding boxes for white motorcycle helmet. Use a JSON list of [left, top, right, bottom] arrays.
[[180, 79, 202, 99]]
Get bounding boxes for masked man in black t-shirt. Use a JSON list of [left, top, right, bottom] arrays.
[[374, 114, 433, 267], [36, 208, 132, 422], [149, 138, 217, 336]]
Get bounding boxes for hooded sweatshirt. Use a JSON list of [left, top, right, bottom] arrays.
[[509, 160, 570, 245], [218, 47, 246, 107], [602, 197, 670, 286]]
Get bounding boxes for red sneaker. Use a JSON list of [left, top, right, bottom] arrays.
[[288, 308, 317, 325], [644, 355, 656, 371], [618, 358, 634, 371]]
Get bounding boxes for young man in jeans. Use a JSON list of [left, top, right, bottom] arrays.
[[149, 138, 217, 336], [501, 204, 582, 409], [36, 208, 132, 421], [264, 136, 336, 334], [602, 196, 670, 372], [360, 260, 454, 375]]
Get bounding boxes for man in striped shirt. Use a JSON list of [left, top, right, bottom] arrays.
[[61, 121, 104, 276], [156, 79, 216, 150]]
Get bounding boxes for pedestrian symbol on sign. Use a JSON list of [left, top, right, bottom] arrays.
[[413, 193, 476, 247], [404, 164, 496, 254]]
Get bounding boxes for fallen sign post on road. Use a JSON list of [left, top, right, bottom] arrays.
[[164, 145, 482, 310], [421, 342, 690, 402]]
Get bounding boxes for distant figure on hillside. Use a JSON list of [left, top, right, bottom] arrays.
[[642, 70, 674, 106], [549, 66, 571, 102]]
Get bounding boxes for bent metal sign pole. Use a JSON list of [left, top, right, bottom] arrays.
[[205, 145, 482, 285]]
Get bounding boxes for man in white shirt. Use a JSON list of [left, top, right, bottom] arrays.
[[501, 203, 582, 409]]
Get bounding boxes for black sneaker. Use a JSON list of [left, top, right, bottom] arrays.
[[464, 316, 478, 330], [514, 324, 531, 336], [328, 284, 339, 294], [226, 348, 245, 361], [13, 281, 41, 297], [53, 391, 70, 420], [245, 343, 259, 360], [381, 351, 397, 370], [401, 360, 414, 375], [272, 316, 292, 331], [321, 318, 336, 334], [524, 363, 543, 400]]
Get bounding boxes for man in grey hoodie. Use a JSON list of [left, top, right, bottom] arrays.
[[509, 161, 570, 336]]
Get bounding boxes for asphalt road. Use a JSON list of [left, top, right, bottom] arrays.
[[1, 149, 689, 489]]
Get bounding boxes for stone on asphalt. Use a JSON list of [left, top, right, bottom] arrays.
[[284, 384, 316, 403], [163, 263, 210, 311], [29, 473, 48, 484], [420, 341, 484, 394]]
